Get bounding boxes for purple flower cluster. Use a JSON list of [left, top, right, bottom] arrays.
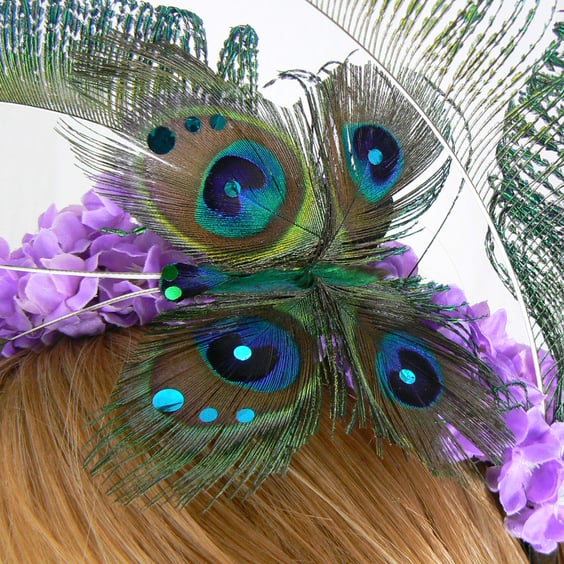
[[432, 285, 562, 554], [0, 189, 188, 356], [488, 407, 564, 553]]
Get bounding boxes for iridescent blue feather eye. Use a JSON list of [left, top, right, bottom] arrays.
[[195, 140, 287, 238], [343, 123, 404, 202], [201, 317, 299, 393], [375, 333, 443, 408]]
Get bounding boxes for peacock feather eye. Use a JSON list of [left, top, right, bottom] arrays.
[[201, 317, 300, 393], [376, 333, 443, 408], [342, 123, 404, 202], [195, 140, 287, 238]]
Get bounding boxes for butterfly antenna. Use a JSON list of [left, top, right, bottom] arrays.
[[6, 287, 161, 342], [0, 264, 161, 279]]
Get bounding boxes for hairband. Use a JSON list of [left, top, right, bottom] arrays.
[[0, 0, 561, 558]]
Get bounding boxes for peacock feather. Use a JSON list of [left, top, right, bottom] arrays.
[[487, 23, 563, 421], [0, 0, 560, 514]]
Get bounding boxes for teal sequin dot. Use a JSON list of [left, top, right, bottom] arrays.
[[164, 285, 183, 301], [152, 388, 184, 413], [399, 368, 416, 385], [185, 116, 201, 133], [233, 345, 252, 361], [161, 264, 179, 282], [236, 408, 255, 424], [224, 180, 242, 198], [368, 148, 384, 165], [147, 126, 175, 154], [210, 114, 227, 130], [199, 407, 218, 423]]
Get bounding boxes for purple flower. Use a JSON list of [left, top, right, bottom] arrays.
[[0, 189, 190, 356], [488, 409, 561, 511], [486, 408, 564, 553], [371, 241, 419, 278]]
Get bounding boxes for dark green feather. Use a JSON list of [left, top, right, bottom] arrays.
[[487, 23, 564, 420], [0, 0, 207, 122]]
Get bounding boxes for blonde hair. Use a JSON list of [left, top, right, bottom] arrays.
[[0, 330, 535, 562]]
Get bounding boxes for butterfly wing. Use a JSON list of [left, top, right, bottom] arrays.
[[330, 280, 512, 469], [313, 63, 451, 264], [90, 306, 322, 504], [60, 36, 325, 271]]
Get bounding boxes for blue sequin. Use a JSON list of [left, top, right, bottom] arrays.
[[152, 388, 184, 412], [210, 114, 227, 130], [236, 408, 255, 423], [368, 148, 384, 165], [233, 345, 252, 361], [185, 116, 201, 133], [199, 407, 219, 423], [224, 180, 242, 198], [399, 368, 416, 384]]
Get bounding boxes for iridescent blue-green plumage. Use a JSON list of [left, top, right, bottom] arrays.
[[0, 0, 560, 506]]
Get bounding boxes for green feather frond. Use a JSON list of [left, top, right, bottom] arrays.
[[0, 0, 207, 119], [68, 33, 260, 128], [217, 24, 259, 102], [487, 22, 564, 420], [305, 0, 557, 165]]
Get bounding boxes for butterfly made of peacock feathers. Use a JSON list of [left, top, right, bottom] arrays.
[[62, 37, 514, 504], [3, 0, 557, 505]]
